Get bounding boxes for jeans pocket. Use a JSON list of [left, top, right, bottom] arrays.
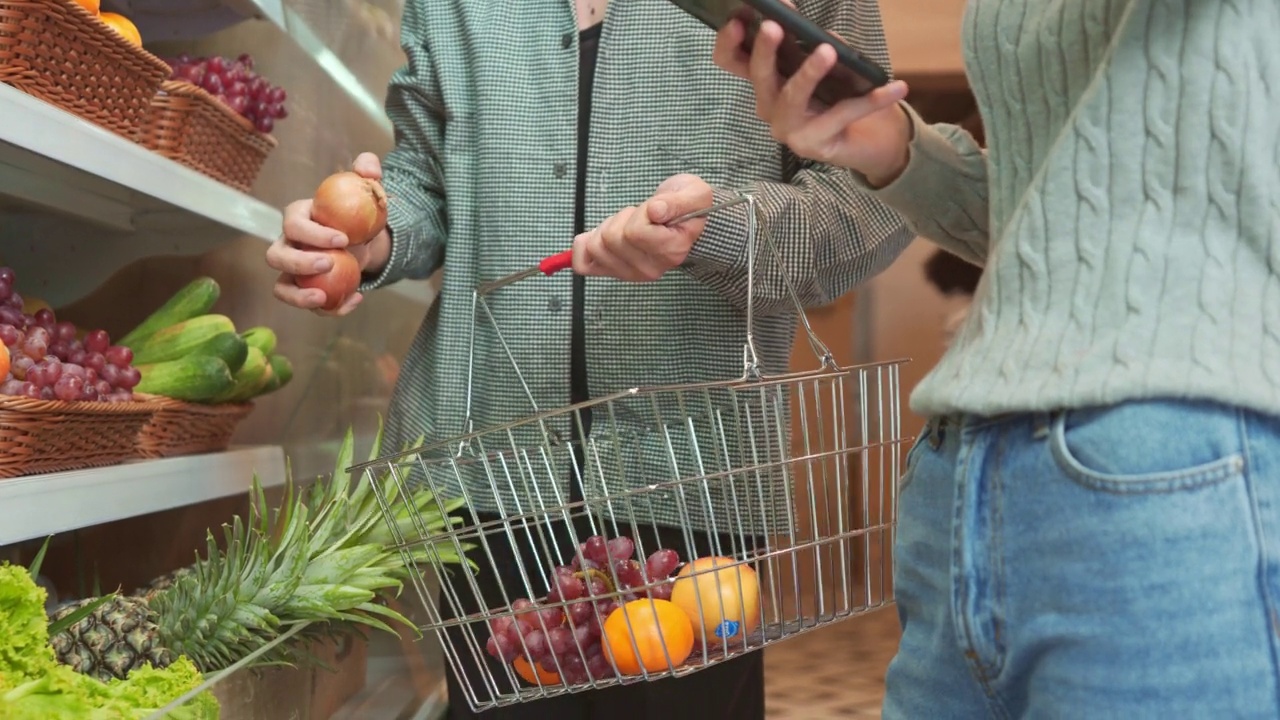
[[899, 422, 934, 493], [1048, 401, 1246, 494]]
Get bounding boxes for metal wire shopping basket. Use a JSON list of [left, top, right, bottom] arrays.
[[357, 193, 907, 713]]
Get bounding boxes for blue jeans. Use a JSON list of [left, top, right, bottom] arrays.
[[884, 400, 1280, 719]]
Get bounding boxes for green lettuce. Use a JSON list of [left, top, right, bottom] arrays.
[[0, 564, 218, 719]]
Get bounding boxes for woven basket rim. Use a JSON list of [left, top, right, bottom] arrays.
[[0, 393, 156, 416], [136, 392, 255, 413], [156, 79, 280, 147]]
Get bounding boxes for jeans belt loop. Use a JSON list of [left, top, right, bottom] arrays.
[[928, 417, 946, 449]]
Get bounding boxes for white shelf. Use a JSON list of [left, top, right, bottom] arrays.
[[0, 83, 436, 306], [0, 82, 283, 241], [0, 445, 286, 546]]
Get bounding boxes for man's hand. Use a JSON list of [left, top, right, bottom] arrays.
[[266, 152, 391, 316], [573, 174, 715, 282]]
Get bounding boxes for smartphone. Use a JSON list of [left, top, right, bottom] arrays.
[[665, 0, 890, 106]]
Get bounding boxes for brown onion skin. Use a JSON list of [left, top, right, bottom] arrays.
[[310, 171, 388, 246], [296, 248, 361, 311]]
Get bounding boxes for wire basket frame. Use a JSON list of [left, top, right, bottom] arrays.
[[356, 193, 907, 713]]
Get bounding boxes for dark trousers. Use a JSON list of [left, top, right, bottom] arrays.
[[440, 512, 766, 720]]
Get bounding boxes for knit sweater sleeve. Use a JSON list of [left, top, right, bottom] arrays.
[[858, 104, 992, 267]]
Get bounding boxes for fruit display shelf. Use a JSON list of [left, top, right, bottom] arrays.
[[106, 0, 391, 135], [0, 444, 285, 545], [0, 81, 280, 242], [0, 81, 437, 306]]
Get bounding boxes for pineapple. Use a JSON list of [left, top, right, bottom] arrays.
[[48, 595, 173, 683], [48, 424, 470, 681], [133, 567, 193, 598]]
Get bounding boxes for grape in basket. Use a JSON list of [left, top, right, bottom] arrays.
[[0, 266, 141, 402], [164, 54, 289, 134], [484, 533, 683, 686]]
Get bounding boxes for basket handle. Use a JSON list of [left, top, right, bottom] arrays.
[[455, 191, 839, 452], [739, 192, 837, 377]]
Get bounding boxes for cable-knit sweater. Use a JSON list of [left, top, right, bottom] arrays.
[[869, 0, 1280, 418]]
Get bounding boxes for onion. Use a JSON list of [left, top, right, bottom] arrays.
[[310, 171, 388, 246], [296, 249, 361, 311]]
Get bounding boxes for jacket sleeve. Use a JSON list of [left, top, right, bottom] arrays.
[[680, 0, 916, 315], [360, 0, 450, 292]]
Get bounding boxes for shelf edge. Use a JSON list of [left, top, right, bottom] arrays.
[[0, 83, 283, 242], [0, 445, 287, 545]]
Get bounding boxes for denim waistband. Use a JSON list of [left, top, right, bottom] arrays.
[[923, 412, 1054, 448]]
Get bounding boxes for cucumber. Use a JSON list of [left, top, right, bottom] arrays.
[[259, 371, 281, 395], [135, 355, 235, 403], [189, 332, 249, 374], [240, 326, 278, 356], [119, 277, 220, 348], [212, 347, 270, 404], [243, 364, 275, 402], [257, 354, 293, 396], [268, 354, 293, 389], [132, 315, 237, 365]]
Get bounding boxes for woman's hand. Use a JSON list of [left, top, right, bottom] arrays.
[[573, 174, 714, 282], [713, 16, 914, 187], [266, 152, 391, 316]]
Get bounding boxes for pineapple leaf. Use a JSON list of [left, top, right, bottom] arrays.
[[250, 472, 270, 534], [367, 416, 386, 464], [351, 600, 419, 636], [334, 426, 356, 483], [298, 545, 384, 588], [46, 592, 117, 636], [330, 611, 397, 637], [27, 535, 52, 580]]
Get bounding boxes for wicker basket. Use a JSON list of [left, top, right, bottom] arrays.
[[135, 394, 253, 459], [136, 80, 278, 193], [0, 0, 170, 139], [0, 395, 155, 479]]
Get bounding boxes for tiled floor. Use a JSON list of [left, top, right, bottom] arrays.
[[764, 609, 901, 719]]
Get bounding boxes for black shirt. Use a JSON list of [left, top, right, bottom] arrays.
[[568, 23, 602, 499]]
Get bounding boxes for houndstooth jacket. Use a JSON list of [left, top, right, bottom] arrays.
[[361, 0, 911, 536]]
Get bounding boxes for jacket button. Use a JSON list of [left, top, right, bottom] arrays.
[[553, 162, 567, 178], [562, 33, 573, 49]]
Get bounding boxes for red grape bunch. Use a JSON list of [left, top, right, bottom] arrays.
[[0, 267, 141, 403], [485, 533, 683, 686], [163, 54, 288, 134]]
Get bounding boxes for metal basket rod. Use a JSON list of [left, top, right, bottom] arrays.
[[459, 190, 847, 447]]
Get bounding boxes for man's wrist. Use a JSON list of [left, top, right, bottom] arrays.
[[361, 227, 393, 275]]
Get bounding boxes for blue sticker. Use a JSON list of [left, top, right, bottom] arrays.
[[715, 620, 740, 638]]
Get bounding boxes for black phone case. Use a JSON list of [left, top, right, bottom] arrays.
[[665, 0, 890, 105], [738, 0, 889, 104]]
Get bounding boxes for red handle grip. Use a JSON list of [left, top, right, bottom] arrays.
[[539, 250, 574, 276]]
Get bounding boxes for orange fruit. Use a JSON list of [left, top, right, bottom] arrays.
[[0, 343, 9, 380], [99, 13, 142, 47], [512, 656, 560, 686], [72, 0, 100, 15], [601, 599, 694, 676], [20, 296, 51, 317], [670, 556, 761, 646]]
